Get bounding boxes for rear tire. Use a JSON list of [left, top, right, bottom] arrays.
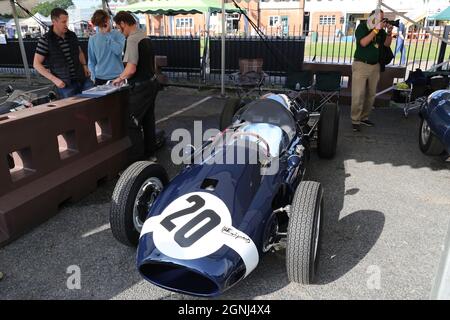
[[317, 103, 339, 159], [419, 118, 444, 156], [110, 161, 169, 247], [219, 98, 244, 130], [286, 181, 323, 284]]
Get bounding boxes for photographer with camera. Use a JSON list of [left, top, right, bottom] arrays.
[[351, 9, 393, 132]]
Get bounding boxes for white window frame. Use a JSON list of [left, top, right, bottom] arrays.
[[319, 15, 336, 25], [176, 17, 194, 29]]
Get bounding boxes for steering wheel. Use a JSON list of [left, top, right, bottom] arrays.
[[230, 131, 271, 157]]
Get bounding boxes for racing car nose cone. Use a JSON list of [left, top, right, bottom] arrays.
[[136, 232, 252, 297]]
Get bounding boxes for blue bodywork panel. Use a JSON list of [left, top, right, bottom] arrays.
[[421, 90, 450, 153]]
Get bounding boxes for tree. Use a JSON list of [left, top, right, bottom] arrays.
[[31, 0, 74, 17], [0, 14, 13, 19]]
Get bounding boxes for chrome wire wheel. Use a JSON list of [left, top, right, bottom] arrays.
[[132, 177, 163, 232], [421, 119, 431, 146]]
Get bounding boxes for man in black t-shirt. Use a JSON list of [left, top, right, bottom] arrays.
[[112, 11, 164, 162], [33, 8, 93, 98]]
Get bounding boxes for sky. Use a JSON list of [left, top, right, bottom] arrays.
[[71, 0, 128, 10], [72, 0, 103, 9]]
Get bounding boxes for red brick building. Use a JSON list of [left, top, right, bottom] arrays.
[[141, 0, 306, 36]]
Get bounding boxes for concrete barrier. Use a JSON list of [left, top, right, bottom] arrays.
[[0, 91, 131, 246]]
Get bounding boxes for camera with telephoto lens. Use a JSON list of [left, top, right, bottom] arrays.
[[382, 18, 400, 28]]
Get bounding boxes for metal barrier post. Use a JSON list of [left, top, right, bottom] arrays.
[[9, 0, 31, 85], [437, 25, 450, 71]]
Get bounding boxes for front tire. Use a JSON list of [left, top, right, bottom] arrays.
[[419, 118, 444, 156], [110, 161, 169, 247], [317, 103, 339, 159], [286, 181, 324, 284]]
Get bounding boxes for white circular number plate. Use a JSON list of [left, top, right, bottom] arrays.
[[140, 191, 259, 276]]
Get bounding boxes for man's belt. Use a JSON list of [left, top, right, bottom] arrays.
[[354, 58, 378, 65]]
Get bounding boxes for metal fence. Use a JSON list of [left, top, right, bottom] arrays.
[[204, 35, 305, 85], [1, 24, 449, 85], [0, 38, 89, 68], [0, 39, 41, 68], [305, 24, 450, 76]]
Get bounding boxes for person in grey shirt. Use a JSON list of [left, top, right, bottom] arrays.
[[112, 11, 164, 162]]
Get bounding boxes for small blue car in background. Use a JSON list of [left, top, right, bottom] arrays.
[[419, 90, 450, 157]]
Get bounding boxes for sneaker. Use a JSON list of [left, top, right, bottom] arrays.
[[352, 124, 361, 132], [361, 119, 375, 127]]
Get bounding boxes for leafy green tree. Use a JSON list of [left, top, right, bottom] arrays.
[[31, 0, 74, 17]]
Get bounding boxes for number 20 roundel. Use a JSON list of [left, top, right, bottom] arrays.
[[140, 192, 259, 275]]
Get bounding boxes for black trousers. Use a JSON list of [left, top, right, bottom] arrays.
[[127, 80, 159, 163], [95, 78, 109, 85]]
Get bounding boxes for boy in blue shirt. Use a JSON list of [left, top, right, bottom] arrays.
[[88, 10, 125, 85]]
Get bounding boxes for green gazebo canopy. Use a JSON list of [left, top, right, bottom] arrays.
[[429, 6, 450, 21], [116, 0, 241, 15]]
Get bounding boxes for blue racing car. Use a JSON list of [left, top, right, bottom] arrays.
[[109, 93, 339, 297], [419, 90, 450, 157]]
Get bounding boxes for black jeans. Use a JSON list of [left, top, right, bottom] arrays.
[[127, 80, 159, 162], [94, 78, 110, 86]]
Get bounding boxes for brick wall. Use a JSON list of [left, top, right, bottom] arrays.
[[146, 14, 205, 36], [259, 9, 304, 35], [310, 11, 344, 36], [143, 0, 305, 36]]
